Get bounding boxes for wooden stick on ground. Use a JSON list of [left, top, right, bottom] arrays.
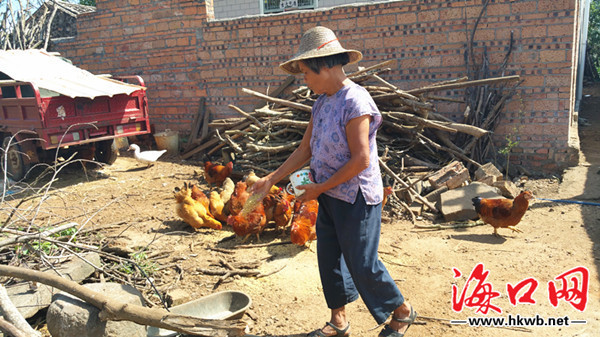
[[0, 285, 40, 337], [0, 318, 28, 337], [0, 265, 246, 337], [0, 222, 78, 248]]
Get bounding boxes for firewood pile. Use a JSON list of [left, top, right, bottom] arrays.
[[182, 59, 521, 221]]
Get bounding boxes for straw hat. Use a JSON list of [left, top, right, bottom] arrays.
[[279, 26, 362, 75]]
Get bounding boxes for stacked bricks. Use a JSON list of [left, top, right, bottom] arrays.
[[54, 0, 579, 174]]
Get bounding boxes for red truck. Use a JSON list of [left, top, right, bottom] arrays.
[[0, 50, 152, 181]]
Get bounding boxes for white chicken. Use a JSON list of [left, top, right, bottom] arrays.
[[128, 144, 166, 167]]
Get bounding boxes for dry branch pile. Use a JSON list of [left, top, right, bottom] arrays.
[[183, 59, 521, 219], [0, 156, 249, 335], [1, 0, 57, 50]]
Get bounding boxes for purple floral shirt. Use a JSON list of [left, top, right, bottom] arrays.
[[310, 81, 383, 205]]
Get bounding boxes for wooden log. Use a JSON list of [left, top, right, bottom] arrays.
[[199, 102, 210, 143], [207, 131, 250, 156], [253, 75, 295, 109], [242, 88, 312, 113], [417, 134, 482, 168], [423, 76, 469, 87], [378, 158, 438, 213], [215, 129, 243, 153], [370, 74, 420, 101], [424, 94, 465, 103], [0, 285, 40, 337], [372, 94, 434, 111], [0, 318, 28, 337], [246, 141, 301, 153], [228, 104, 265, 129], [385, 111, 458, 134], [184, 97, 206, 152], [407, 75, 520, 95], [268, 119, 309, 128], [348, 59, 397, 78], [181, 121, 252, 159]]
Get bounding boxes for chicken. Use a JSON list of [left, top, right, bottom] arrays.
[[209, 190, 228, 222], [472, 190, 534, 236], [228, 181, 250, 216], [226, 199, 267, 241], [244, 171, 260, 188], [273, 195, 293, 229], [204, 161, 233, 187], [262, 193, 278, 224], [207, 177, 235, 223], [173, 182, 222, 230], [190, 183, 211, 211], [382, 186, 393, 208], [290, 199, 319, 246], [262, 192, 293, 229], [219, 177, 235, 204]]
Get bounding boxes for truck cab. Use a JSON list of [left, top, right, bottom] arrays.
[[0, 50, 152, 180]]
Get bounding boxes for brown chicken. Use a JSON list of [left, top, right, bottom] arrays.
[[382, 186, 393, 208], [228, 181, 250, 216], [209, 190, 228, 222], [204, 161, 234, 187], [472, 190, 534, 236], [262, 193, 278, 223], [262, 192, 293, 229], [290, 199, 319, 246], [190, 183, 211, 211], [226, 200, 267, 241], [173, 182, 222, 230]]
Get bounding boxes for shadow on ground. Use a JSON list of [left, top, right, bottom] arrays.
[[569, 85, 600, 288]]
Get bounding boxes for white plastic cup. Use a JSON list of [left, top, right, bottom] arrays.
[[286, 169, 314, 196]]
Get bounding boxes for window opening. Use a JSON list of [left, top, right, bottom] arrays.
[[263, 0, 317, 14]]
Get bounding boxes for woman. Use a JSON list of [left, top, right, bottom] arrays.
[[250, 26, 417, 337]]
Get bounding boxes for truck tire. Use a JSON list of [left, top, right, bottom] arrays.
[[95, 139, 118, 165], [2, 137, 28, 181]]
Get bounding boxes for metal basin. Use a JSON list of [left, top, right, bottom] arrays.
[[147, 290, 251, 337]]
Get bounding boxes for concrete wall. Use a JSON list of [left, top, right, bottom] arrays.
[[54, 0, 581, 173]]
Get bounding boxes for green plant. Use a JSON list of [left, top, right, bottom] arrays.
[[118, 251, 158, 276], [57, 227, 77, 236], [17, 241, 54, 256], [588, 1, 600, 76], [498, 134, 519, 179]]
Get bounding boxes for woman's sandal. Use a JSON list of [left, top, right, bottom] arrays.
[[307, 322, 350, 337], [378, 305, 417, 337]]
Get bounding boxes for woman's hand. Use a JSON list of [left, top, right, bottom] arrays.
[[248, 176, 274, 198], [295, 183, 323, 202]]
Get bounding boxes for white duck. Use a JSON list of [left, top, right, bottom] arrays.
[[128, 144, 166, 167]]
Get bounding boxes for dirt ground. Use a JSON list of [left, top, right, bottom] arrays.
[[6, 86, 600, 337]]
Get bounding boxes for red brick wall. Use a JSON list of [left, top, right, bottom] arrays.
[[55, 0, 580, 173]]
